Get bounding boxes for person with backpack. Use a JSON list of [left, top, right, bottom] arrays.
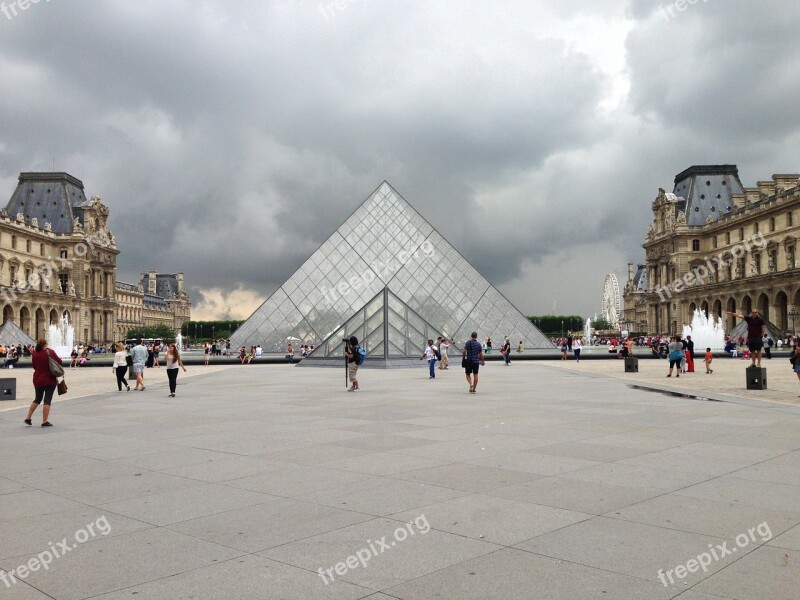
[[345, 336, 363, 391], [501, 337, 511, 366], [420, 339, 438, 379]]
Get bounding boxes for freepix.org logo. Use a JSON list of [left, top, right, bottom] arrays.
[[1, 0, 53, 21]]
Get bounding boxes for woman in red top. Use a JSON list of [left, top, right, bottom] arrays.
[[24, 338, 63, 428]]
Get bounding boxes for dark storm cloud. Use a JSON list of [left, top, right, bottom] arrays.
[[0, 0, 798, 318]]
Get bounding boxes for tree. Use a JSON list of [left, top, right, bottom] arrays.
[[527, 315, 585, 335], [126, 325, 175, 342]]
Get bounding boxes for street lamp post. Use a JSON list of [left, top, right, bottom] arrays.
[[789, 308, 798, 335], [561, 320, 564, 337]]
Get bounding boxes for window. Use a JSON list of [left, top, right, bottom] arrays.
[[770, 217, 776, 232], [692, 239, 700, 252], [11, 235, 16, 249], [789, 212, 794, 227], [39, 243, 44, 257], [725, 232, 731, 244], [26, 240, 31, 253], [754, 222, 759, 234], [59, 248, 68, 259], [712, 236, 718, 249], [740, 227, 745, 241], [59, 274, 69, 294]]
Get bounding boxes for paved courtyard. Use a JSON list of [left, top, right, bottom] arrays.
[[2, 362, 800, 599]]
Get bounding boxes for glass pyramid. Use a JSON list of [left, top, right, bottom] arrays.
[[299, 287, 446, 367], [230, 182, 553, 357]]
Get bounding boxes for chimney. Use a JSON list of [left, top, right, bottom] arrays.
[[627, 262, 634, 283]]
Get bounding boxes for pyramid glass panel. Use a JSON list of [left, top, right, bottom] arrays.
[[230, 182, 552, 357]]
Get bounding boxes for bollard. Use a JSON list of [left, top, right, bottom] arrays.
[[0, 378, 16, 400], [745, 367, 767, 390], [624, 357, 639, 373]]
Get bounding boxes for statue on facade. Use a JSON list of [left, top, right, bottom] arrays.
[[665, 210, 677, 232], [788, 247, 795, 270], [73, 217, 83, 232], [43, 221, 52, 232], [676, 211, 687, 226], [646, 223, 655, 241], [735, 261, 743, 278], [750, 259, 759, 276], [768, 254, 776, 273], [15, 212, 24, 223], [67, 281, 76, 296], [43, 276, 51, 292], [30, 217, 38, 228]]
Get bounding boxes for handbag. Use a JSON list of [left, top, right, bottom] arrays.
[[462, 356, 469, 368], [57, 378, 68, 395], [48, 353, 65, 378], [125, 354, 133, 367]]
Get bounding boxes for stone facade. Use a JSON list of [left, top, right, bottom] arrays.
[[0, 173, 118, 344], [114, 271, 191, 340], [623, 165, 800, 335]]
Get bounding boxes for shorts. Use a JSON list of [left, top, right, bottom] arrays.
[[794, 362, 800, 374], [348, 362, 359, 382], [465, 363, 480, 375], [132, 363, 145, 374], [669, 358, 681, 368], [747, 339, 764, 352], [33, 385, 56, 406]]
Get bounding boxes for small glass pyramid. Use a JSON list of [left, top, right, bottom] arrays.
[[230, 182, 552, 358]]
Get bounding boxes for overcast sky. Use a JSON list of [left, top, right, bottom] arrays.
[[1, 0, 798, 321]]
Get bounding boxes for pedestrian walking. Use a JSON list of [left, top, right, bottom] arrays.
[[463, 332, 485, 393], [164, 342, 187, 397], [704, 347, 713, 374], [685, 335, 695, 372], [153, 343, 161, 367], [573, 338, 582, 362], [763, 334, 773, 359], [130, 338, 148, 391], [727, 309, 766, 367], [667, 337, 683, 377], [344, 336, 363, 391], [24, 339, 63, 427], [440, 338, 450, 369], [560, 340, 568, 360], [112, 342, 130, 391], [500, 337, 511, 365], [204, 342, 210, 366], [420, 339, 437, 378]]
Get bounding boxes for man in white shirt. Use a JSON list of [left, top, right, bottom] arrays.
[[420, 339, 438, 379]]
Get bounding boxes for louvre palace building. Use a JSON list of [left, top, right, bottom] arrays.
[[0, 172, 190, 346], [623, 165, 800, 336]]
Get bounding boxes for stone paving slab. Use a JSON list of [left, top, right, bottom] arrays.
[[1, 362, 799, 598]]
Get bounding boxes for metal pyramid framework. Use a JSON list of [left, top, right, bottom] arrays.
[[230, 182, 552, 360]]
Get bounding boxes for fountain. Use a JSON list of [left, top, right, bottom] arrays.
[[584, 317, 593, 347], [175, 332, 183, 351], [682, 310, 726, 351], [47, 315, 75, 359]]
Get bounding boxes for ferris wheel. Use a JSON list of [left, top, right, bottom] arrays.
[[602, 274, 621, 328]]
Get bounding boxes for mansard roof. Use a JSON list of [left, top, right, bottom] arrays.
[[5, 172, 89, 235]]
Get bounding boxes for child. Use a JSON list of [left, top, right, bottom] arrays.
[[705, 347, 713, 374]]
